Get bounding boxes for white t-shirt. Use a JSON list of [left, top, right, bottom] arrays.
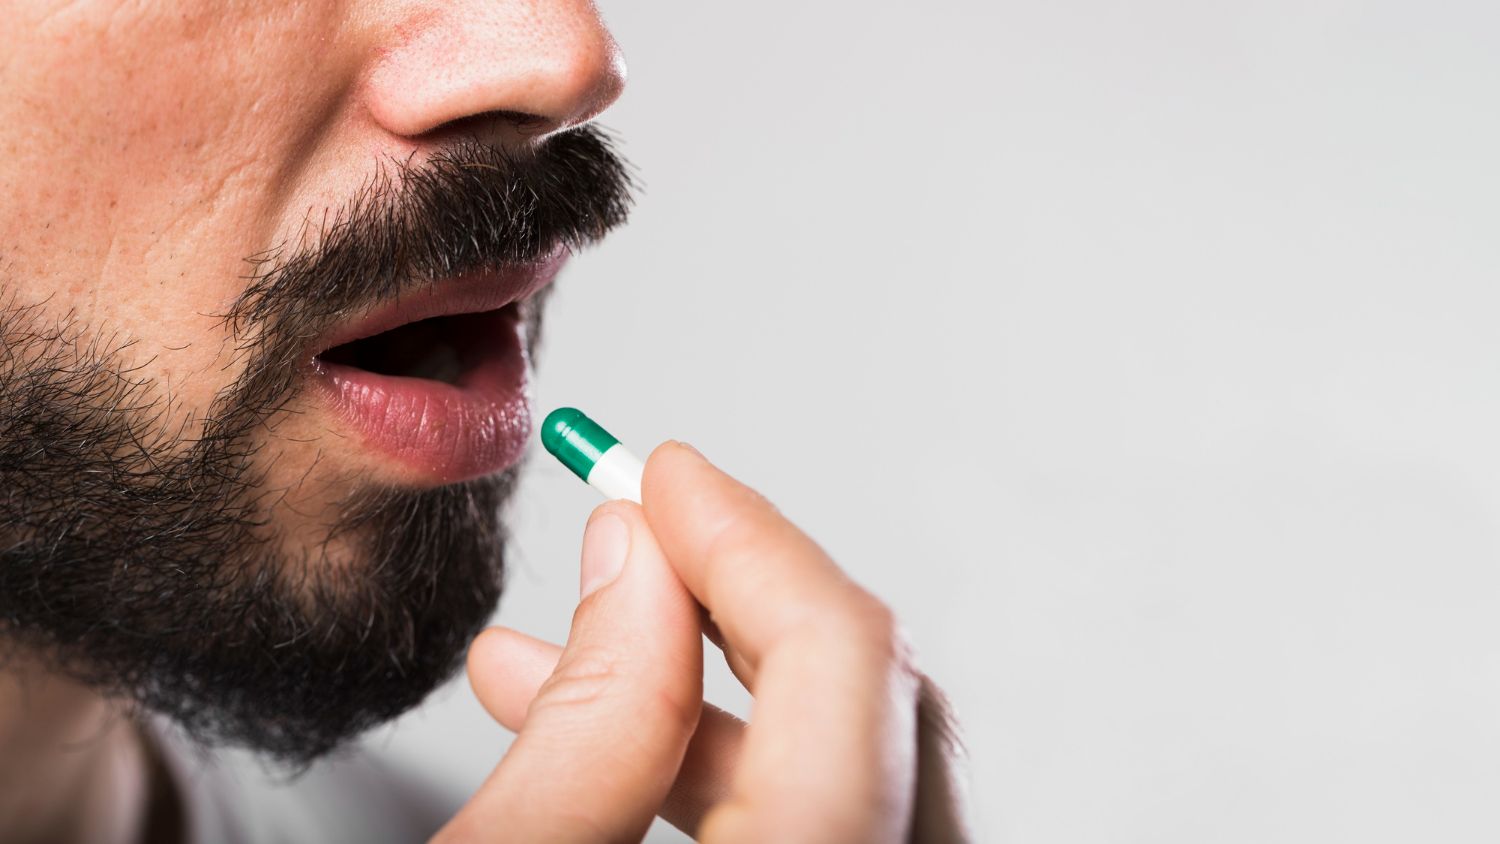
[[148, 719, 457, 844]]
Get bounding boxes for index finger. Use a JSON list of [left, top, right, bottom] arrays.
[[641, 441, 919, 843]]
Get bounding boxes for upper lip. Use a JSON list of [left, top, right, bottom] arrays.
[[308, 247, 567, 360]]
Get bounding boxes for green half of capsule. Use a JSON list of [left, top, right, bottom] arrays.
[[541, 407, 620, 483]]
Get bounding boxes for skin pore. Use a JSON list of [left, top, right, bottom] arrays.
[[4, 3, 969, 842], [0, 1, 625, 841], [0, 129, 634, 762]]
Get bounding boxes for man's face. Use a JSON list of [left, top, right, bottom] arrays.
[[0, 1, 629, 762]]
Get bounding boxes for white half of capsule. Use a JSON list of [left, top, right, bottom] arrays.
[[586, 443, 644, 503]]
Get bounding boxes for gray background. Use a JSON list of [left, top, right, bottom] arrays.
[[363, 1, 1500, 840]]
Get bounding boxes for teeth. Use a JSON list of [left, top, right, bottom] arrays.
[[405, 343, 463, 384]]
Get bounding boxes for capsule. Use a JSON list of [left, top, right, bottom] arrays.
[[540, 407, 644, 503]]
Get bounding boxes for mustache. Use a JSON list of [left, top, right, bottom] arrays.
[[191, 125, 633, 464], [0, 128, 635, 765], [227, 125, 635, 346]]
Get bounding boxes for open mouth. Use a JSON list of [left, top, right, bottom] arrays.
[[306, 255, 565, 483], [316, 303, 520, 387]]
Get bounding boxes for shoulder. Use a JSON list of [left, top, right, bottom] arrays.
[[144, 718, 459, 844]]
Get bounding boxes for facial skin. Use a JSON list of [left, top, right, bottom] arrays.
[[2, 5, 973, 843], [0, 0, 628, 764]]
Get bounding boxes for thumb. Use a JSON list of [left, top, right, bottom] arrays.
[[435, 502, 704, 844]]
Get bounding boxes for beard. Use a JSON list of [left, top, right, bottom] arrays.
[[0, 127, 633, 765]]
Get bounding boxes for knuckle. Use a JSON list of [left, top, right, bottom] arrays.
[[834, 596, 920, 675], [707, 516, 779, 568], [835, 591, 895, 638], [530, 645, 626, 715], [529, 646, 701, 738], [856, 595, 899, 636], [651, 680, 703, 737]]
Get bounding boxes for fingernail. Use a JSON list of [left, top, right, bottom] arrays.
[[580, 513, 630, 598], [675, 440, 703, 459]]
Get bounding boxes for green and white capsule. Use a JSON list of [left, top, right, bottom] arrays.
[[540, 408, 644, 503]]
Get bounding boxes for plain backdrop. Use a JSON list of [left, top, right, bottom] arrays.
[[353, 1, 1499, 841]]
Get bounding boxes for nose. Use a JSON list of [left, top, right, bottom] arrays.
[[363, 0, 626, 142]]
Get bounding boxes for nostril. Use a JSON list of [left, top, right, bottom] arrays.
[[428, 109, 554, 144]]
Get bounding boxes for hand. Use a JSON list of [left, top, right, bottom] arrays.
[[433, 442, 970, 843]]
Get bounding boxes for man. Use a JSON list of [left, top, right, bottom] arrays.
[[0, 2, 967, 841]]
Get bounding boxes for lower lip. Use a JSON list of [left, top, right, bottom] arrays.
[[311, 308, 532, 484]]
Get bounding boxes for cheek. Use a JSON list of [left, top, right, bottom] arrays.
[[0, 1, 352, 411]]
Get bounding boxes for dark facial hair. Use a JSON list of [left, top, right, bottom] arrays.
[[0, 127, 633, 765]]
